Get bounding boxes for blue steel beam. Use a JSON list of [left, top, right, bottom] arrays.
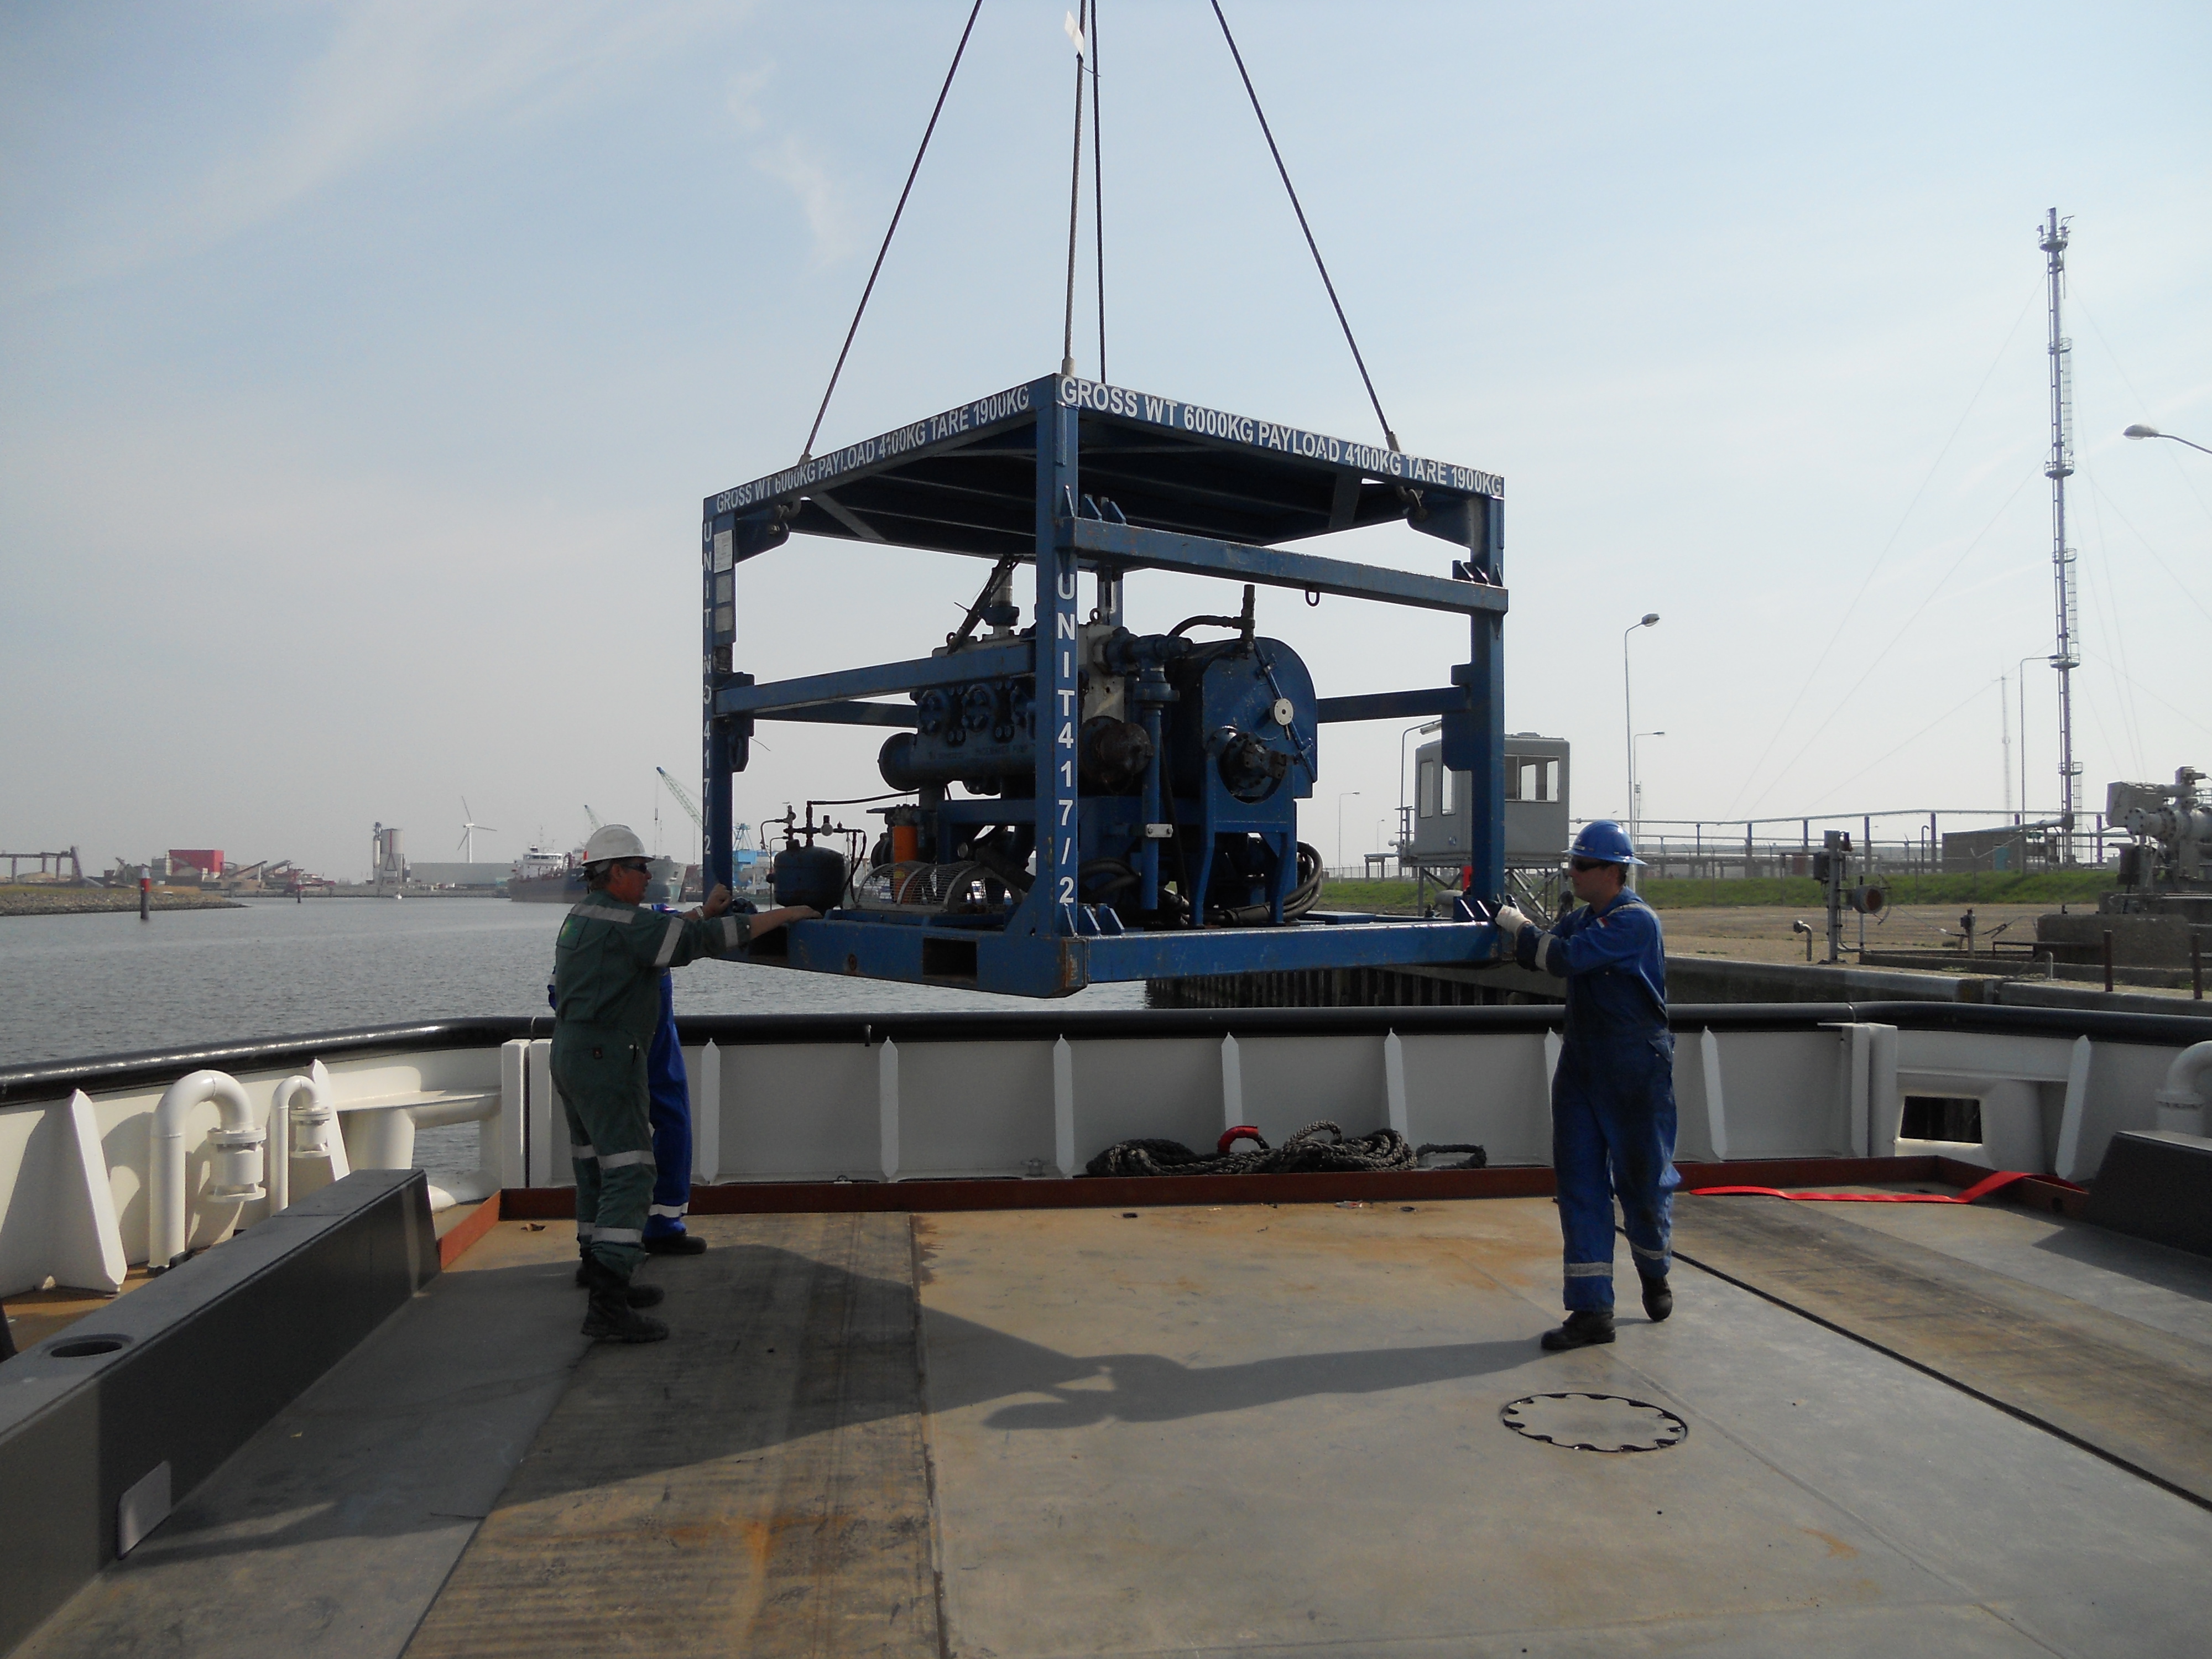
[[713, 640, 1030, 718], [757, 701, 920, 728], [1076, 919, 1500, 980], [765, 914, 1503, 995], [1031, 395, 1083, 924], [1316, 688, 1470, 724], [1067, 519, 1507, 615]]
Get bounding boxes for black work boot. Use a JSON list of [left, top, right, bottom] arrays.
[[583, 1284, 669, 1343], [575, 1252, 665, 1306], [1641, 1274, 1673, 1322], [1540, 1310, 1616, 1351], [643, 1230, 708, 1257], [578, 1257, 668, 1334]]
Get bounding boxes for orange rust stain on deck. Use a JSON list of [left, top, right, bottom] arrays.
[[1801, 1526, 1860, 1559], [910, 1215, 940, 1285]]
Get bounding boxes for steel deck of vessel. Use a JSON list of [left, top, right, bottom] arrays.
[[19, 1182, 2212, 1658]]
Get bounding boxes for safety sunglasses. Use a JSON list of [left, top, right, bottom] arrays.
[[1569, 857, 1606, 873], [615, 860, 652, 875]]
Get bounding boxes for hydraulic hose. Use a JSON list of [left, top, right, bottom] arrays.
[[1208, 841, 1323, 926]]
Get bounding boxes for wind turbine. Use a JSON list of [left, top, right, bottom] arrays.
[[457, 799, 496, 862]]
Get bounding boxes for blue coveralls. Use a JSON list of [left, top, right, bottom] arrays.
[[1514, 889, 1678, 1312], [643, 969, 693, 1240], [549, 897, 745, 1276]]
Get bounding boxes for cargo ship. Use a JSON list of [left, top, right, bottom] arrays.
[[504, 843, 584, 904]]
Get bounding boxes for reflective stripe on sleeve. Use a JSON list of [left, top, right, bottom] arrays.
[[570, 1143, 599, 1162], [594, 1227, 645, 1245], [721, 914, 740, 950], [576, 1223, 596, 1239], [598, 1149, 658, 1171], [1563, 1261, 1614, 1278], [1536, 935, 1561, 974], [654, 917, 684, 968], [571, 904, 635, 925], [648, 1203, 690, 1219]]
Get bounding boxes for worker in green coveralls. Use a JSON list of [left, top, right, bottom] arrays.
[[554, 824, 816, 1342]]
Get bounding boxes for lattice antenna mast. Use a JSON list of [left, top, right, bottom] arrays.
[[2040, 208, 2081, 863]]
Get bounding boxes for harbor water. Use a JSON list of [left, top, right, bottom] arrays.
[[0, 898, 1145, 1188], [0, 897, 1145, 1067]]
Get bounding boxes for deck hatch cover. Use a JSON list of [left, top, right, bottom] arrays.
[[1500, 1393, 1688, 1454]]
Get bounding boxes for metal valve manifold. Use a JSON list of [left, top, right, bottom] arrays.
[[862, 623, 1321, 928]]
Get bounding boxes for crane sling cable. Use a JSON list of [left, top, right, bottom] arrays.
[[1089, 0, 1106, 378], [1210, 0, 1397, 453], [799, 0, 984, 463], [1060, 2, 1089, 377], [1057, 3, 1111, 378]]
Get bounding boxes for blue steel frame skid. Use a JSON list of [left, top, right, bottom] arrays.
[[701, 374, 1507, 997]]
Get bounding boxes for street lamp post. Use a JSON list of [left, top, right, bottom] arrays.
[[1399, 719, 1442, 824], [1632, 731, 1666, 846], [1336, 791, 1361, 877], [1622, 614, 1660, 876], [2124, 423, 2212, 457]]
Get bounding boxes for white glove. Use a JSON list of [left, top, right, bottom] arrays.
[[1493, 903, 1531, 940]]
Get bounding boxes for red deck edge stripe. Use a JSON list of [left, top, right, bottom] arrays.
[[493, 1155, 2000, 1219], [437, 1192, 503, 1267]]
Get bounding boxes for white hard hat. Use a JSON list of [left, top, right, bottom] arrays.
[[582, 824, 648, 865]]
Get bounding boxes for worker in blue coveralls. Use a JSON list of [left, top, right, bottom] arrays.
[[641, 864, 703, 1258], [1492, 821, 1677, 1350]]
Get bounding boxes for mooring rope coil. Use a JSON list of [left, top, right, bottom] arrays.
[[1085, 1120, 1486, 1179]]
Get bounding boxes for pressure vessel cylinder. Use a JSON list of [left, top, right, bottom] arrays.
[[773, 844, 848, 911]]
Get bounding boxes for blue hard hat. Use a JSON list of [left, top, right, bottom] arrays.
[[1566, 820, 1644, 866]]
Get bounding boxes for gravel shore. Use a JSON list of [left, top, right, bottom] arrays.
[[0, 886, 243, 917]]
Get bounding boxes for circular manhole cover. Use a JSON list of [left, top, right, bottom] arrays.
[[1500, 1392, 1687, 1453]]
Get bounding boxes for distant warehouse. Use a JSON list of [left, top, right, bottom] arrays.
[[1940, 826, 2054, 875], [407, 862, 509, 889]]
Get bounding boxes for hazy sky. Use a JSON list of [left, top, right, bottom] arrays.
[[4, 1, 2207, 879]]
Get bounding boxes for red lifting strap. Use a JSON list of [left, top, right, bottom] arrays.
[[1688, 1169, 2080, 1206], [1218, 1126, 1265, 1155]]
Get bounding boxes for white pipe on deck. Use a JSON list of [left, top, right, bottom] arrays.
[[2154, 1041, 2212, 1135], [150, 1070, 262, 1270], [268, 1071, 338, 1215]]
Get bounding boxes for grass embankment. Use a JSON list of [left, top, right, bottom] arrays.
[[1318, 870, 2113, 914], [0, 885, 241, 917], [1318, 880, 1422, 912], [1637, 870, 2112, 909]]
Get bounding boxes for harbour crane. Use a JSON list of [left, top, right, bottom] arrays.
[[655, 768, 707, 838]]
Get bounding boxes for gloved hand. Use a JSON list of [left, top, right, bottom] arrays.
[[1493, 902, 1532, 940]]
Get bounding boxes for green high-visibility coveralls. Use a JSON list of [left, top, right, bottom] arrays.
[[552, 896, 749, 1275]]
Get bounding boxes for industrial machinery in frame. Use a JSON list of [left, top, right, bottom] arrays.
[[699, 374, 1509, 998]]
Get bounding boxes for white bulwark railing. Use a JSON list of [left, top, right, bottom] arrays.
[[1, 1003, 2207, 1298]]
